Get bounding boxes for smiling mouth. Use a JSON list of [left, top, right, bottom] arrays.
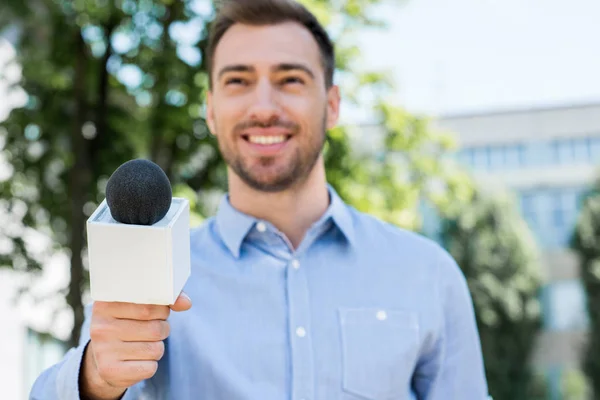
[[243, 135, 291, 145]]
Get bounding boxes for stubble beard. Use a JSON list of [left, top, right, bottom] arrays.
[[217, 113, 327, 193]]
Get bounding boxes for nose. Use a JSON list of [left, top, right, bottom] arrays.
[[247, 78, 281, 123]]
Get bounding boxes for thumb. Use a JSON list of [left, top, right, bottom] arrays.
[[170, 291, 192, 312]]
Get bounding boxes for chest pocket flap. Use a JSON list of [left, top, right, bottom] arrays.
[[339, 307, 420, 400]]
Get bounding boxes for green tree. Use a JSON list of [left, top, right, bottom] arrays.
[[0, 0, 217, 348], [572, 179, 600, 397], [0, 0, 470, 348], [561, 367, 590, 400], [440, 186, 544, 400]]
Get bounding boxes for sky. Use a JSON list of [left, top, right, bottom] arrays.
[[352, 0, 600, 119]]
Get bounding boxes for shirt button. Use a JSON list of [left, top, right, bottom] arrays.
[[296, 326, 306, 338], [291, 259, 300, 269], [256, 222, 266, 232], [376, 310, 387, 321]]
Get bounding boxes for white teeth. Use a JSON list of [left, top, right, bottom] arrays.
[[248, 135, 286, 145]]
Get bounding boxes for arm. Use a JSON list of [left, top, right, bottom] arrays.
[[29, 304, 126, 400], [412, 249, 489, 400], [29, 293, 192, 400], [29, 304, 93, 400]]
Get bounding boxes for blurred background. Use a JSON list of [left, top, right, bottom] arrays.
[[0, 0, 599, 399]]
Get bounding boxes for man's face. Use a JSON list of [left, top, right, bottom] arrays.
[[206, 22, 340, 192]]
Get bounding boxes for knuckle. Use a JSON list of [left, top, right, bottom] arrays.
[[146, 361, 159, 378], [90, 322, 111, 342], [138, 305, 154, 319], [154, 341, 166, 360], [148, 321, 169, 340], [143, 341, 164, 360], [147, 321, 162, 340], [162, 321, 171, 338], [135, 361, 158, 380], [159, 306, 170, 320]]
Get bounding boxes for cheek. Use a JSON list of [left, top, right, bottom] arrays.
[[283, 95, 325, 124], [213, 98, 246, 132]]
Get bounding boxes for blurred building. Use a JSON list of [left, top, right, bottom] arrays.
[[0, 270, 68, 399], [435, 101, 600, 399]]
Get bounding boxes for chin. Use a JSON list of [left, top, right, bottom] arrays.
[[243, 173, 296, 192]]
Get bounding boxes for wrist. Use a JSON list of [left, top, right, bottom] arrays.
[[79, 341, 126, 400]]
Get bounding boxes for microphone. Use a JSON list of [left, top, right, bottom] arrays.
[[105, 159, 173, 225], [86, 159, 191, 305]]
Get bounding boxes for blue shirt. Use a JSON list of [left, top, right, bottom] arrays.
[[30, 186, 489, 400]]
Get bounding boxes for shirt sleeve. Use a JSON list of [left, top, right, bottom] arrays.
[[29, 303, 148, 400], [412, 248, 490, 400], [29, 304, 93, 400]]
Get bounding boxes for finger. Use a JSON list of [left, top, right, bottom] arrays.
[[169, 291, 192, 312], [112, 319, 170, 342], [98, 360, 158, 388], [95, 301, 171, 321], [117, 340, 165, 362]]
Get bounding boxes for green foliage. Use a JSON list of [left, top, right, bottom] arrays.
[[561, 367, 590, 400], [0, 0, 221, 346], [0, 0, 470, 346], [325, 103, 472, 230], [572, 179, 600, 397], [440, 187, 543, 400]]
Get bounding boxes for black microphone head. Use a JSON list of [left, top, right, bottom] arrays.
[[105, 159, 172, 225]]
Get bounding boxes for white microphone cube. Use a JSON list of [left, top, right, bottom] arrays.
[[86, 197, 191, 305]]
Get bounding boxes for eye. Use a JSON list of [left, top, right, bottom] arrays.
[[224, 77, 246, 86], [281, 76, 305, 85]]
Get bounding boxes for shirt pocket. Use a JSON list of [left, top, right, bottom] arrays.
[[338, 307, 420, 400]]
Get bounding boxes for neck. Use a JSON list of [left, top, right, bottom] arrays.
[[227, 157, 330, 249]]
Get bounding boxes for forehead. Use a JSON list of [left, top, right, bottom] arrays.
[[213, 21, 323, 73]]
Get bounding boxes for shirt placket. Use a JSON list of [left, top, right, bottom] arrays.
[[286, 253, 315, 400]]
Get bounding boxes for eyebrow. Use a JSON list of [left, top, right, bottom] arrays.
[[217, 63, 316, 80]]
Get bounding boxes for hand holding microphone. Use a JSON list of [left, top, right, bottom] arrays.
[[82, 293, 192, 399], [81, 159, 193, 399]]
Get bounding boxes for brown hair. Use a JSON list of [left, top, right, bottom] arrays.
[[206, 0, 335, 89]]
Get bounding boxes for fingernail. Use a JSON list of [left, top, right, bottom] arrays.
[[180, 292, 191, 302]]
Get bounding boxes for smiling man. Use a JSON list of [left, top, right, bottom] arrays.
[[30, 1, 488, 399]]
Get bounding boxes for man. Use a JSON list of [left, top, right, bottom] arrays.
[[30, 0, 489, 399]]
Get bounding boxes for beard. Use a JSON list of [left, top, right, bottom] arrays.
[[216, 113, 327, 193]]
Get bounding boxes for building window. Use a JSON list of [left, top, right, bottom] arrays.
[[551, 189, 581, 247], [551, 137, 597, 165], [552, 192, 566, 227], [574, 137, 591, 161], [591, 137, 600, 162], [541, 280, 588, 331], [518, 187, 586, 249], [489, 146, 504, 170], [458, 148, 475, 167], [460, 143, 527, 171], [553, 139, 573, 164], [473, 147, 489, 169], [459, 136, 600, 170], [520, 192, 538, 227], [24, 328, 67, 395], [460, 136, 600, 170]]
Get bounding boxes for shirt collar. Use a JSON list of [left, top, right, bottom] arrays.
[[215, 184, 355, 258], [325, 184, 355, 245]]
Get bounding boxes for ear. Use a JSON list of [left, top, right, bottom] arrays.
[[206, 90, 216, 135], [326, 84, 341, 130]]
